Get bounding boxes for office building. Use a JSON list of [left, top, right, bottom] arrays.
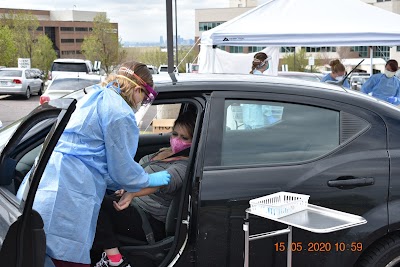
[[0, 8, 118, 59]]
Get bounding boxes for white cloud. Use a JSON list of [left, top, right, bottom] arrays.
[[0, 0, 228, 42]]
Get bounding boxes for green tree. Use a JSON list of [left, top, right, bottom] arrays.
[[139, 48, 168, 68], [0, 26, 17, 66], [32, 34, 57, 77], [281, 48, 324, 72], [0, 11, 41, 66], [81, 13, 123, 74]]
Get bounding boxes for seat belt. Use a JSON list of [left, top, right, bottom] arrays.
[[130, 201, 156, 245]]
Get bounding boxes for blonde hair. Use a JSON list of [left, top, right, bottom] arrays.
[[250, 52, 268, 74], [329, 59, 345, 74], [102, 61, 153, 107]]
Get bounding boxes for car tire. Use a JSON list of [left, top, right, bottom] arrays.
[[38, 84, 44, 96], [25, 88, 31, 99], [356, 233, 400, 267]]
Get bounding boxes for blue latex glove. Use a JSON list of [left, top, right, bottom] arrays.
[[148, 170, 171, 187], [387, 96, 398, 104]]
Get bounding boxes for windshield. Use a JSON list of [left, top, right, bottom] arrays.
[[0, 70, 22, 77], [52, 63, 88, 72], [49, 78, 101, 91]]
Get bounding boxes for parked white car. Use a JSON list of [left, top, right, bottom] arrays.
[[48, 59, 94, 82], [39, 73, 103, 105], [0, 68, 44, 99]]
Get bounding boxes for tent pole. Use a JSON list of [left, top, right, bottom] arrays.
[[370, 46, 373, 75]]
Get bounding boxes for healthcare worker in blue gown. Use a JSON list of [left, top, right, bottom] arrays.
[[321, 59, 350, 88], [25, 61, 171, 267], [361, 59, 400, 105], [243, 52, 277, 128]]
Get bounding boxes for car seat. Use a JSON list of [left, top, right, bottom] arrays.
[[118, 189, 182, 264]]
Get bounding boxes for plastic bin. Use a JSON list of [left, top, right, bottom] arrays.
[[249, 192, 309, 218]]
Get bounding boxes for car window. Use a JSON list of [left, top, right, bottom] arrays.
[[221, 100, 340, 165], [0, 70, 22, 77], [48, 78, 100, 91], [52, 63, 88, 72], [159, 66, 168, 72]]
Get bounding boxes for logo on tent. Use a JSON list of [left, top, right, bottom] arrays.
[[223, 37, 229, 41]]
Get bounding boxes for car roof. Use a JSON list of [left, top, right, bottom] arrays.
[[0, 68, 28, 70], [53, 59, 87, 63]]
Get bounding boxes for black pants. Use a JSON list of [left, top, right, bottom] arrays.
[[92, 195, 166, 250]]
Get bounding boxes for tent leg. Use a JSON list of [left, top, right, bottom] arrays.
[[370, 47, 373, 75]]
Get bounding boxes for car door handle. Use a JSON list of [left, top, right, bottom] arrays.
[[327, 177, 375, 188]]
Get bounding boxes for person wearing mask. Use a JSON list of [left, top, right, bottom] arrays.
[[249, 52, 270, 75], [92, 111, 196, 267], [321, 59, 350, 88], [243, 52, 276, 128], [361, 59, 400, 105], [21, 61, 171, 267]]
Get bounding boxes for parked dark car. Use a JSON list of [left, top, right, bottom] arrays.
[[1, 73, 400, 267]]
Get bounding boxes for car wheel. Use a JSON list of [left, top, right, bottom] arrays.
[[38, 84, 44, 96], [25, 87, 31, 99], [356, 233, 400, 267]]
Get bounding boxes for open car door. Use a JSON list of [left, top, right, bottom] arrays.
[[0, 98, 76, 267]]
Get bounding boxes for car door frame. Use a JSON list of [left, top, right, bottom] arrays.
[[0, 98, 77, 267]]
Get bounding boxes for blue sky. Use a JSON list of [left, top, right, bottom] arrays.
[[0, 0, 232, 43]]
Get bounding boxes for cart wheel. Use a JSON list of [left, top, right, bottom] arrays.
[[355, 233, 400, 267]]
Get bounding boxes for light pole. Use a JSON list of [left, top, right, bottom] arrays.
[[175, 0, 178, 71]]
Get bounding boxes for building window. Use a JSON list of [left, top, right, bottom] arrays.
[[89, 27, 93, 31], [75, 27, 88, 32], [61, 50, 76, 55], [280, 47, 295, 53], [229, 46, 243, 53], [217, 46, 226, 51], [304, 47, 336, 53], [36, 26, 43, 31], [76, 50, 82, 54], [377, 0, 391, 2], [76, 39, 84, 43], [248, 46, 266, 53], [61, 39, 75, 43], [373, 46, 390, 61], [350, 46, 368, 57], [60, 27, 74, 31], [397, 46, 400, 52], [199, 21, 225, 31]]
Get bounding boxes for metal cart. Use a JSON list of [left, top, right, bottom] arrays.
[[243, 203, 367, 267]]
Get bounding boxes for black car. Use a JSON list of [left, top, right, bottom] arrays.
[[1, 73, 400, 267]]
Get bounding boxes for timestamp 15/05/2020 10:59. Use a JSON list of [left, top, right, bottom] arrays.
[[275, 242, 363, 252]]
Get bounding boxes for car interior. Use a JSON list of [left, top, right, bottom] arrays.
[[0, 100, 199, 267]]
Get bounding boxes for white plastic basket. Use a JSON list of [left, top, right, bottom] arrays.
[[249, 191, 310, 218]]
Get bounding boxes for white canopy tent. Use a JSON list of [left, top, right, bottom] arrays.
[[199, 0, 400, 74]]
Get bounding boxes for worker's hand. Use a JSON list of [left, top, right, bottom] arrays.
[[148, 170, 171, 187], [114, 189, 125, 197], [387, 96, 398, 104], [113, 192, 135, 211]]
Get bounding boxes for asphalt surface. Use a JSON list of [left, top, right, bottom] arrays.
[[0, 94, 41, 128]]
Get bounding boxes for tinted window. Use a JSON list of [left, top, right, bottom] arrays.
[[159, 66, 168, 72], [221, 100, 340, 165], [48, 78, 100, 91], [52, 63, 88, 72], [0, 70, 22, 77]]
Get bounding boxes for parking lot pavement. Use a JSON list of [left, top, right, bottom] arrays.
[[0, 95, 40, 128]]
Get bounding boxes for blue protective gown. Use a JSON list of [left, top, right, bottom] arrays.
[[361, 73, 400, 105], [321, 73, 350, 88], [32, 84, 150, 264]]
